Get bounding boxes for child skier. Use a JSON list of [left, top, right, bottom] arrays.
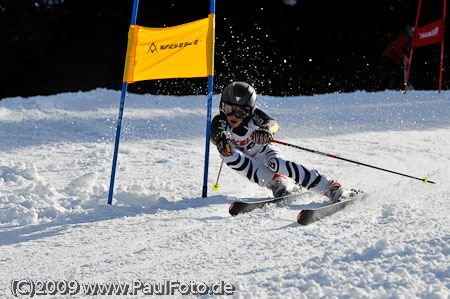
[[210, 81, 353, 202]]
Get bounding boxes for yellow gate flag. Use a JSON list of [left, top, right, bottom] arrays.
[[123, 14, 215, 83]]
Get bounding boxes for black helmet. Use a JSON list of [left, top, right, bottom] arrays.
[[220, 82, 257, 117]]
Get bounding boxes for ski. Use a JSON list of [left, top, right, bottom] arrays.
[[297, 192, 365, 225], [229, 192, 303, 216]]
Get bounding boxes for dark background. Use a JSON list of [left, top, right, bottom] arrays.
[[0, 0, 448, 99]]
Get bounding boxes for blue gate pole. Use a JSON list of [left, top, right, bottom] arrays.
[[202, 0, 216, 198], [202, 76, 214, 198], [108, 0, 140, 205]]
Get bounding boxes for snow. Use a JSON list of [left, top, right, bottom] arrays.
[[1, 88, 449, 298]]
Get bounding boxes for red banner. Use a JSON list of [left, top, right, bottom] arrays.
[[412, 18, 445, 48]]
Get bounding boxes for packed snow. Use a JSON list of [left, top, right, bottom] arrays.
[[1, 88, 449, 298]]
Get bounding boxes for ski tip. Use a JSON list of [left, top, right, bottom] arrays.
[[297, 211, 303, 224], [229, 202, 237, 216], [229, 202, 234, 215]]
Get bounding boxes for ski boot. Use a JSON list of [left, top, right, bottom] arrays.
[[270, 174, 293, 198], [325, 181, 358, 203], [325, 181, 343, 203]]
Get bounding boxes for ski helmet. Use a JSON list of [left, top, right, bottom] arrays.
[[220, 82, 257, 117]]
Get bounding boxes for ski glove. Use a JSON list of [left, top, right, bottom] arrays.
[[251, 125, 273, 145], [216, 131, 234, 157]]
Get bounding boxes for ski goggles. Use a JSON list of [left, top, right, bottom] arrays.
[[221, 103, 250, 118]]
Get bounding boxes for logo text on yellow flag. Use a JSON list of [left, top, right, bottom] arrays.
[[123, 15, 215, 83]]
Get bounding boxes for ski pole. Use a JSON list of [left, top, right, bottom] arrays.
[[212, 157, 225, 190], [271, 139, 435, 184]]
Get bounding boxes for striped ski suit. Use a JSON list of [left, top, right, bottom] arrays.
[[210, 109, 333, 195]]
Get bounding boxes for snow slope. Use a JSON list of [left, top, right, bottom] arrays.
[[1, 89, 449, 298]]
